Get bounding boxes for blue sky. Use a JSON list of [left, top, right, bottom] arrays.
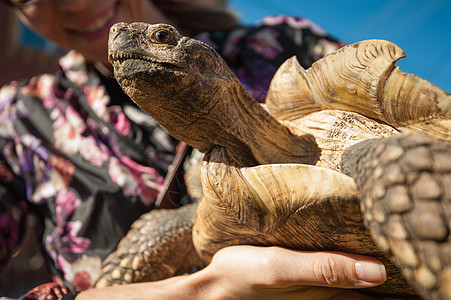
[[230, 0, 451, 92]]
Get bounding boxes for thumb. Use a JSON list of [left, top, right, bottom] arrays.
[[293, 250, 387, 288], [213, 246, 387, 289]]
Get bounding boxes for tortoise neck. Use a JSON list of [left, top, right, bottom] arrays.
[[130, 69, 321, 167], [211, 82, 320, 166]]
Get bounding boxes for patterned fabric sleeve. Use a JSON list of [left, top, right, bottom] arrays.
[[17, 281, 78, 300], [0, 58, 169, 293], [0, 84, 29, 280], [0, 180, 27, 280]]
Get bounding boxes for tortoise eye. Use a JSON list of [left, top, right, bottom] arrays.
[[151, 29, 175, 44]]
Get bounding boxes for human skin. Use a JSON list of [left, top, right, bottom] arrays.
[[15, 0, 175, 66], [78, 246, 386, 300], [11, 1, 386, 298]]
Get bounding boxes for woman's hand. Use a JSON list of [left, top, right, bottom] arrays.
[[198, 245, 386, 300], [77, 245, 386, 300]]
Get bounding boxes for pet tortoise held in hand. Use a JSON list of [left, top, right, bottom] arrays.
[[99, 22, 451, 299]]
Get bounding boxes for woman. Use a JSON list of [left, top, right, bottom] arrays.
[[0, 0, 386, 299]]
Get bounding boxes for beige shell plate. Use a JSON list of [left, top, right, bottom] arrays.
[[266, 40, 451, 142], [194, 149, 414, 295]]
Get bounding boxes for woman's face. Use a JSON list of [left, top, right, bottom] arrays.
[[16, 0, 172, 65]]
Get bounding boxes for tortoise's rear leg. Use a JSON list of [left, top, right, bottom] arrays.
[[342, 134, 451, 300], [94, 203, 203, 288]]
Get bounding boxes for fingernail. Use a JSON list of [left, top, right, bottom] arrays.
[[355, 261, 387, 284]]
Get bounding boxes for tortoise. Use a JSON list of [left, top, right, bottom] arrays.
[[98, 22, 451, 299]]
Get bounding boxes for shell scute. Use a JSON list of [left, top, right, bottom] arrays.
[[266, 39, 450, 141]]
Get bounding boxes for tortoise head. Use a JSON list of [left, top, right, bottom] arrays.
[[109, 22, 320, 167], [108, 22, 242, 155]]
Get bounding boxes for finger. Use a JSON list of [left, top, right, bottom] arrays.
[[255, 246, 387, 288], [213, 246, 386, 289]]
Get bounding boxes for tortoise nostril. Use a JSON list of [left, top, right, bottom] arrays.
[[109, 23, 131, 40]]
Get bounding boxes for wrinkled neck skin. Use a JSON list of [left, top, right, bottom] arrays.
[[116, 58, 320, 167], [120, 67, 319, 167], [196, 78, 320, 167]]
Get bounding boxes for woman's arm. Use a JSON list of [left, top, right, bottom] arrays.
[[77, 245, 386, 300]]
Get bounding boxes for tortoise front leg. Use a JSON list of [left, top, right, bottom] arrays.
[[342, 134, 451, 300], [95, 203, 202, 288]]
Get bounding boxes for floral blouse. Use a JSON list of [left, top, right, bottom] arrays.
[[0, 16, 342, 297]]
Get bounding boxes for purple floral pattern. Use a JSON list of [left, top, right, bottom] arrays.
[[57, 255, 102, 291], [109, 156, 163, 206], [247, 27, 283, 60], [0, 50, 168, 290]]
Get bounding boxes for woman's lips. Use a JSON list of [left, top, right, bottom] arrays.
[[69, 4, 118, 41], [78, 7, 115, 33]]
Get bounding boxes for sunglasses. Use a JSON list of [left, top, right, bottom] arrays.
[[1, 0, 43, 7]]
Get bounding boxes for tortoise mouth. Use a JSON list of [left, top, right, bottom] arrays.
[[108, 50, 179, 70]]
